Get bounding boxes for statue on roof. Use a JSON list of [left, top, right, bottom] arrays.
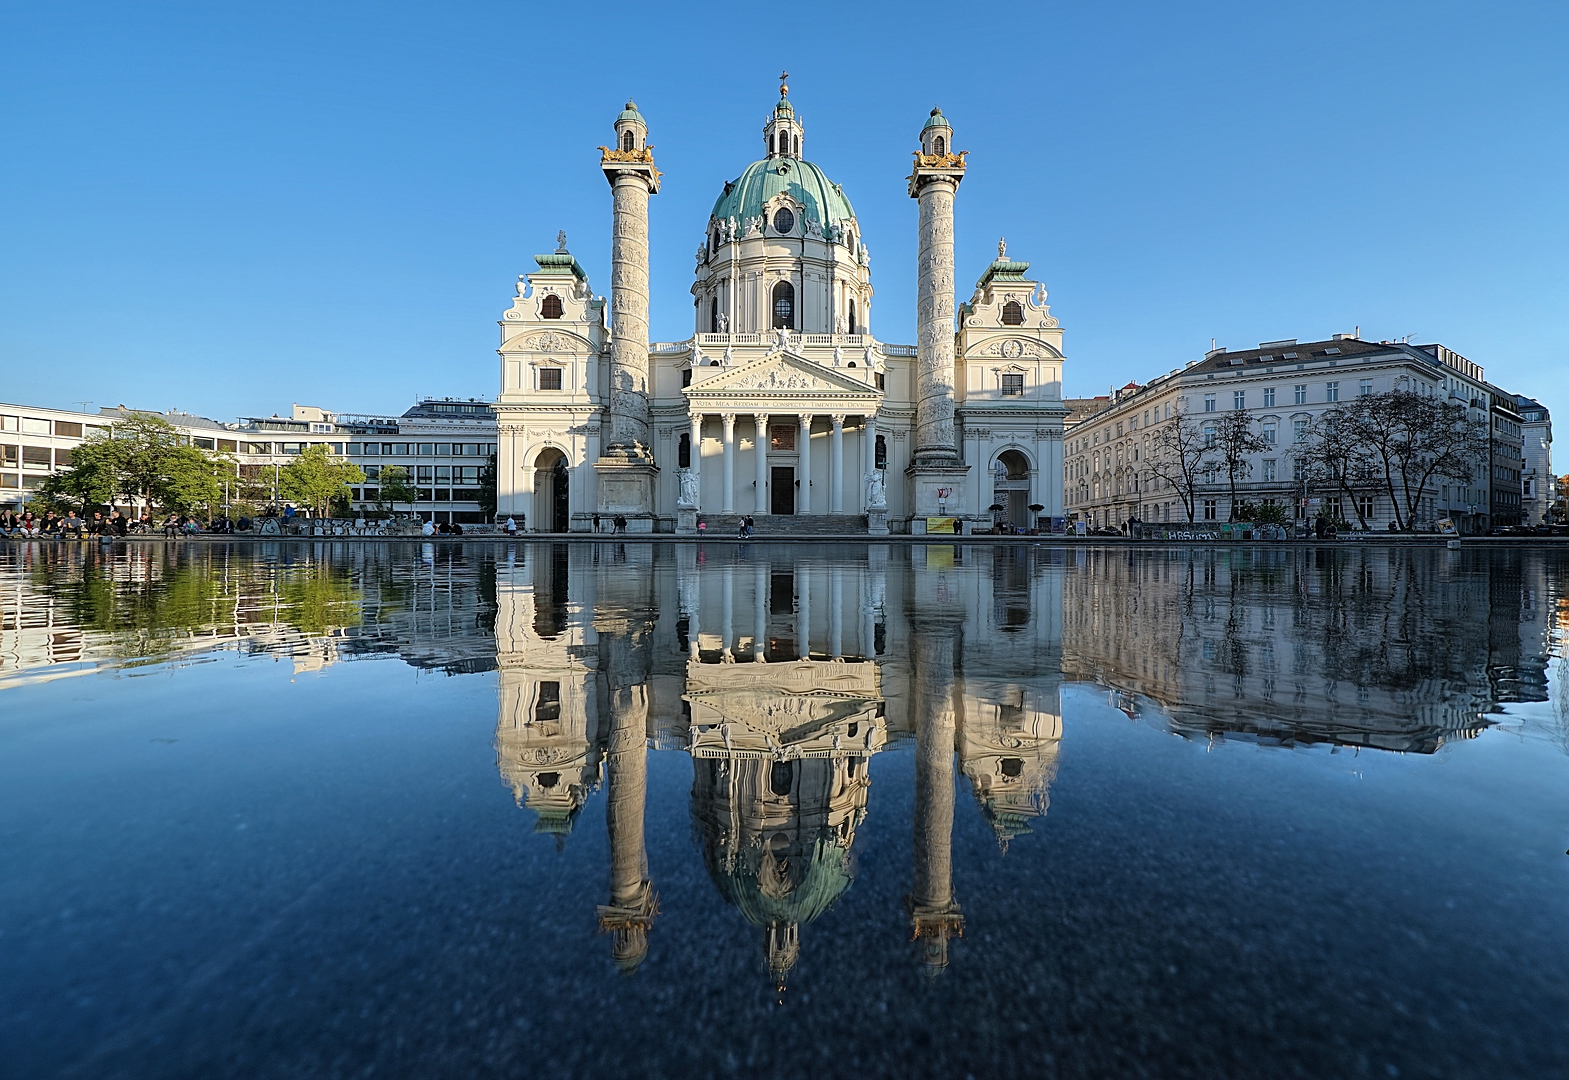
[[557, 230, 569, 253]]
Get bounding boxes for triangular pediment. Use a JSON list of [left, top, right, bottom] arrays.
[[685, 351, 880, 398]]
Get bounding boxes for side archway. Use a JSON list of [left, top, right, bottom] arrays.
[[991, 448, 1034, 530], [532, 447, 570, 532]]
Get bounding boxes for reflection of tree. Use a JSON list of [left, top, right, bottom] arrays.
[[278, 564, 362, 636], [1062, 547, 1550, 753]]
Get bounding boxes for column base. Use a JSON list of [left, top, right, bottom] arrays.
[[594, 459, 659, 531], [905, 461, 971, 531]]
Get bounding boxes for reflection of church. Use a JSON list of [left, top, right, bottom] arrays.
[[494, 78, 1068, 535], [492, 543, 1063, 981]]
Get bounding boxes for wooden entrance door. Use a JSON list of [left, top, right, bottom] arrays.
[[771, 467, 795, 515]]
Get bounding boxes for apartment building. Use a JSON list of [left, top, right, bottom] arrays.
[[1515, 396, 1552, 524], [1062, 336, 1503, 533], [1487, 391, 1525, 528]]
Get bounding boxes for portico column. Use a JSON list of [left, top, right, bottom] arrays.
[[797, 414, 814, 516], [753, 561, 768, 661], [797, 565, 811, 659], [754, 414, 769, 515], [862, 415, 877, 509], [830, 415, 845, 513], [721, 413, 736, 515], [689, 412, 703, 510]]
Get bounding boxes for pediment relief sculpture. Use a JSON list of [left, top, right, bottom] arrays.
[[686, 353, 879, 398], [501, 330, 592, 355]]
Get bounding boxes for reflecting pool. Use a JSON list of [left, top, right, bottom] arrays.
[[3, 541, 1568, 1078]]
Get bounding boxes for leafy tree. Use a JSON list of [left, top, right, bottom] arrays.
[[478, 453, 497, 519], [377, 465, 417, 517], [45, 412, 229, 516], [278, 445, 365, 518], [1145, 410, 1215, 523], [1214, 411, 1269, 520]]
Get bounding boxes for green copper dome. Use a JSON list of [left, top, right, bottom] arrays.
[[922, 107, 950, 132], [710, 156, 856, 231], [617, 100, 643, 123]]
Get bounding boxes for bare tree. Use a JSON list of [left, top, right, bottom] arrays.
[[1306, 390, 1488, 531], [1296, 412, 1384, 529], [1214, 411, 1269, 521], [1146, 411, 1216, 523]]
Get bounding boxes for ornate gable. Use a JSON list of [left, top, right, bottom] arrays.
[[684, 351, 880, 403]]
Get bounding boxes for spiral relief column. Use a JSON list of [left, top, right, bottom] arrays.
[[905, 108, 972, 533], [595, 101, 662, 531]]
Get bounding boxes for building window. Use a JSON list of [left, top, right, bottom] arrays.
[[773, 207, 795, 235], [1325, 381, 1340, 402], [621, 130, 634, 152], [682, 367, 692, 388], [1359, 379, 1373, 396], [848, 300, 857, 334], [771, 280, 795, 329], [1001, 300, 1024, 325], [535, 682, 561, 723], [1002, 374, 1024, 396], [1293, 418, 1308, 443], [678, 434, 691, 468], [1204, 394, 1216, 412], [1358, 494, 1375, 521], [875, 372, 885, 391], [1263, 387, 1276, 407], [1204, 500, 1218, 520], [709, 299, 719, 334], [1294, 384, 1307, 405], [875, 434, 887, 469], [770, 425, 796, 452], [539, 367, 562, 391], [1263, 459, 1276, 482], [1262, 422, 1277, 445], [1292, 459, 1306, 481], [1233, 390, 1245, 410], [540, 294, 563, 319], [1203, 424, 1216, 447], [933, 134, 946, 155]]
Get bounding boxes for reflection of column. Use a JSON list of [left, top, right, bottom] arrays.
[[797, 414, 813, 515], [722, 565, 735, 662], [830, 567, 844, 658], [754, 561, 768, 661], [689, 413, 704, 510], [754, 414, 769, 516], [830, 415, 845, 513], [721, 414, 736, 514], [797, 565, 811, 659], [910, 616, 963, 975]]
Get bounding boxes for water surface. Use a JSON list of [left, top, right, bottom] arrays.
[[3, 540, 1567, 1078]]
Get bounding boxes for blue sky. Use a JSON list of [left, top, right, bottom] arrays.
[[2, 1, 1565, 429]]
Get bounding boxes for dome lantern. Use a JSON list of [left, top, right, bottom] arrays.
[[920, 106, 953, 157], [762, 71, 804, 160]]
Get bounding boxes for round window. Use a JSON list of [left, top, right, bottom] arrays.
[[773, 207, 795, 234]]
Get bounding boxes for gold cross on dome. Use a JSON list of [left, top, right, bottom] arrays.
[[779, 71, 789, 96]]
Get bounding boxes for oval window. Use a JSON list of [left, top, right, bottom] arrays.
[[773, 207, 795, 234]]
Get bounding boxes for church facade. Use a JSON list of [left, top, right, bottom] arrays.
[[495, 83, 1068, 534]]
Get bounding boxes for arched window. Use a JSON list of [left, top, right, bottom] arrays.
[[678, 433, 691, 468], [792, 133, 800, 156], [620, 130, 634, 152], [772, 207, 794, 234], [540, 294, 563, 319], [874, 434, 887, 470], [709, 298, 719, 334], [1001, 300, 1024, 325], [848, 300, 857, 335], [771, 280, 795, 329], [933, 135, 946, 155]]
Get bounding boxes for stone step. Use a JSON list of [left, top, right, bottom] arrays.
[[694, 513, 868, 536]]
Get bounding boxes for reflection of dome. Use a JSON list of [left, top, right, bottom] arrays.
[[710, 157, 855, 230], [704, 832, 853, 929]]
